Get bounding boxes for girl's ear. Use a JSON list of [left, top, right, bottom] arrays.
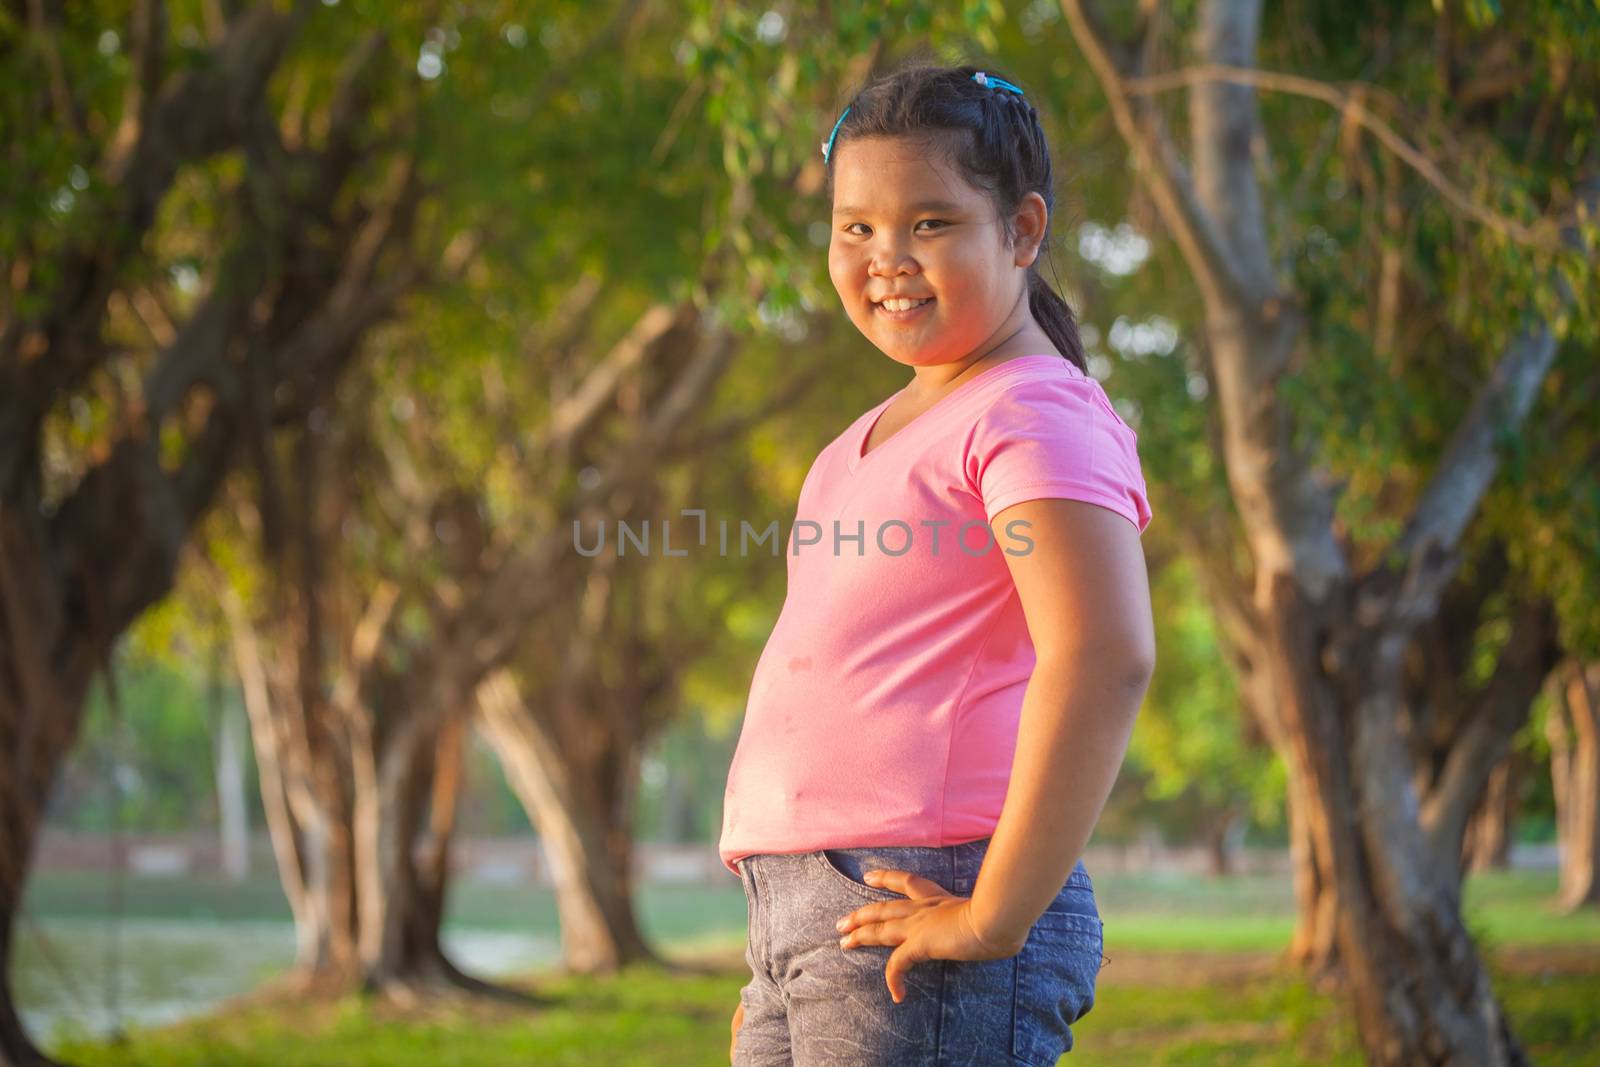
[[1012, 192, 1050, 268]]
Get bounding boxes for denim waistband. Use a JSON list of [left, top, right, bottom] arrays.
[[742, 835, 1094, 900]]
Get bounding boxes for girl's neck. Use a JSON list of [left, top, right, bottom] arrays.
[[907, 324, 1060, 398]]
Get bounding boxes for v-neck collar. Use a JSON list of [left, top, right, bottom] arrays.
[[845, 354, 1071, 475]]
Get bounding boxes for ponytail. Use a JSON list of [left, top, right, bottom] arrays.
[[1027, 269, 1086, 373]]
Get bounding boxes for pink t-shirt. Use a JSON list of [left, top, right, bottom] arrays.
[[717, 354, 1152, 876]]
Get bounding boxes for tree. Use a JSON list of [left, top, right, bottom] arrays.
[[0, 4, 435, 1062], [189, 0, 834, 982], [1548, 660, 1600, 910], [1059, 1, 1597, 1062], [334, 0, 996, 978]]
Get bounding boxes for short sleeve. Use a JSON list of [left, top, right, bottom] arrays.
[[965, 375, 1152, 534]]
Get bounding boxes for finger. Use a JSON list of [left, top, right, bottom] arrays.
[[842, 908, 920, 948], [838, 899, 915, 933], [883, 941, 924, 1004], [864, 869, 948, 899]]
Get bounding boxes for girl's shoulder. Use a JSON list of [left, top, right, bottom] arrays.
[[970, 358, 1135, 440]]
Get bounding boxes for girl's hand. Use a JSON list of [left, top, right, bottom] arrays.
[[835, 869, 1025, 1004]]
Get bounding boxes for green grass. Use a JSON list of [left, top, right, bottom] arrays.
[[1086, 867, 1600, 952], [49, 962, 742, 1067], [43, 955, 1600, 1067], [26, 866, 1600, 1064]]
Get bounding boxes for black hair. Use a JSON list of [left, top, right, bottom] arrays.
[[822, 60, 1087, 373]]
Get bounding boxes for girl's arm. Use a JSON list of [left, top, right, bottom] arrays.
[[967, 496, 1155, 952]]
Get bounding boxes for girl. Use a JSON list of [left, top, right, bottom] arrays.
[[721, 61, 1154, 1066]]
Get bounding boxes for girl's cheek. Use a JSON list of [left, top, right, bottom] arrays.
[[829, 258, 864, 308]]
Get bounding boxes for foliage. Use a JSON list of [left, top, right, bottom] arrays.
[[47, 651, 259, 834], [1127, 556, 1285, 837]]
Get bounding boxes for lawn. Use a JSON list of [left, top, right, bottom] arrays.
[[42, 948, 1600, 1066], [25, 867, 1600, 1065]]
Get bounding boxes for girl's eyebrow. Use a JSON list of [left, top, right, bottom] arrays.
[[833, 199, 964, 216]]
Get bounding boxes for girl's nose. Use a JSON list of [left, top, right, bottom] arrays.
[[869, 251, 920, 276]]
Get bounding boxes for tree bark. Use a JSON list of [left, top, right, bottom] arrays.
[[229, 594, 506, 997], [0, 899, 54, 1067], [212, 655, 253, 882], [1285, 768, 1341, 976], [359, 711, 501, 999], [0, 512, 90, 1067], [1551, 662, 1600, 910], [1204, 808, 1241, 877], [1264, 575, 1527, 1067], [221, 572, 364, 985], [476, 670, 661, 974], [1463, 757, 1517, 874]]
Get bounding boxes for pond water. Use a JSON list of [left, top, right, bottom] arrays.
[[13, 917, 561, 1046]]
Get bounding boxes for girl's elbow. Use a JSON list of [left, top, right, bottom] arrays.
[[1123, 657, 1155, 694], [1037, 642, 1154, 689], [1122, 644, 1156, 691]]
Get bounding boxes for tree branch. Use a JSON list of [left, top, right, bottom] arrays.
[[1190, 1, 1277, 300], [1059, 0, 1257, 309], [24, 0, 85, 135], [1383, 177, 1599, 623], [1123, 63, 1573, 250], [541, 303, 685, 457], [1420, 596, 1562, 870], [1, 0, 310, 496], [657, 365, 821, 460]]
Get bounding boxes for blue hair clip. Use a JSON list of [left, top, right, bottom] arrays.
[[821, 104, 851, 164], [972, 71, 1024, 94], [821, 72, 1024, 164]]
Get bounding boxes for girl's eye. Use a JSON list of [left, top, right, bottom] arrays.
[[841, 220, 949, 236]]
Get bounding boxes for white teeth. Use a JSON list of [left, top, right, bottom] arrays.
[[878, 297, 932, 312]]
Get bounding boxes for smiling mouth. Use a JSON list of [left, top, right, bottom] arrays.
[[874, 297, 935, 320]]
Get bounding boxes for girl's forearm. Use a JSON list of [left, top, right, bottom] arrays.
[[965, 651, 1149, 951]]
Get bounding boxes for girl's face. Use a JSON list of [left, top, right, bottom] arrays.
[[827, 134, 1044, 371]]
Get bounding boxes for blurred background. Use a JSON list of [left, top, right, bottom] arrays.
[[1, 1, 1596, 1065]]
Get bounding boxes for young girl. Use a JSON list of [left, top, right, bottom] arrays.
[[720, 62, 1154, 1066]]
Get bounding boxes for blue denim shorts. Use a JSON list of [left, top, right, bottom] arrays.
[[732, 836, 1103, 1066]]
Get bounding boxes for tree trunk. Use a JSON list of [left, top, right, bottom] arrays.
[[221, 577, 363, 986], [1264, 574, 1528, 1067], [1173, 488, 1345, 973], [1204, 807, 1240, 877], [0, 9, 432, 1057], [1551, 662, 1600, 910], [0, 515, 101, 1067], [0, 916, 50, 1067], [476, 670, 660, 974], [1285, 769, 1341, 976], [359, 712, 485, 997], [1463, 757, 1517, 874], [1059, 1, 1587, 1058], [211, 649, 252, 882], [0, 754, 65, 1067]]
